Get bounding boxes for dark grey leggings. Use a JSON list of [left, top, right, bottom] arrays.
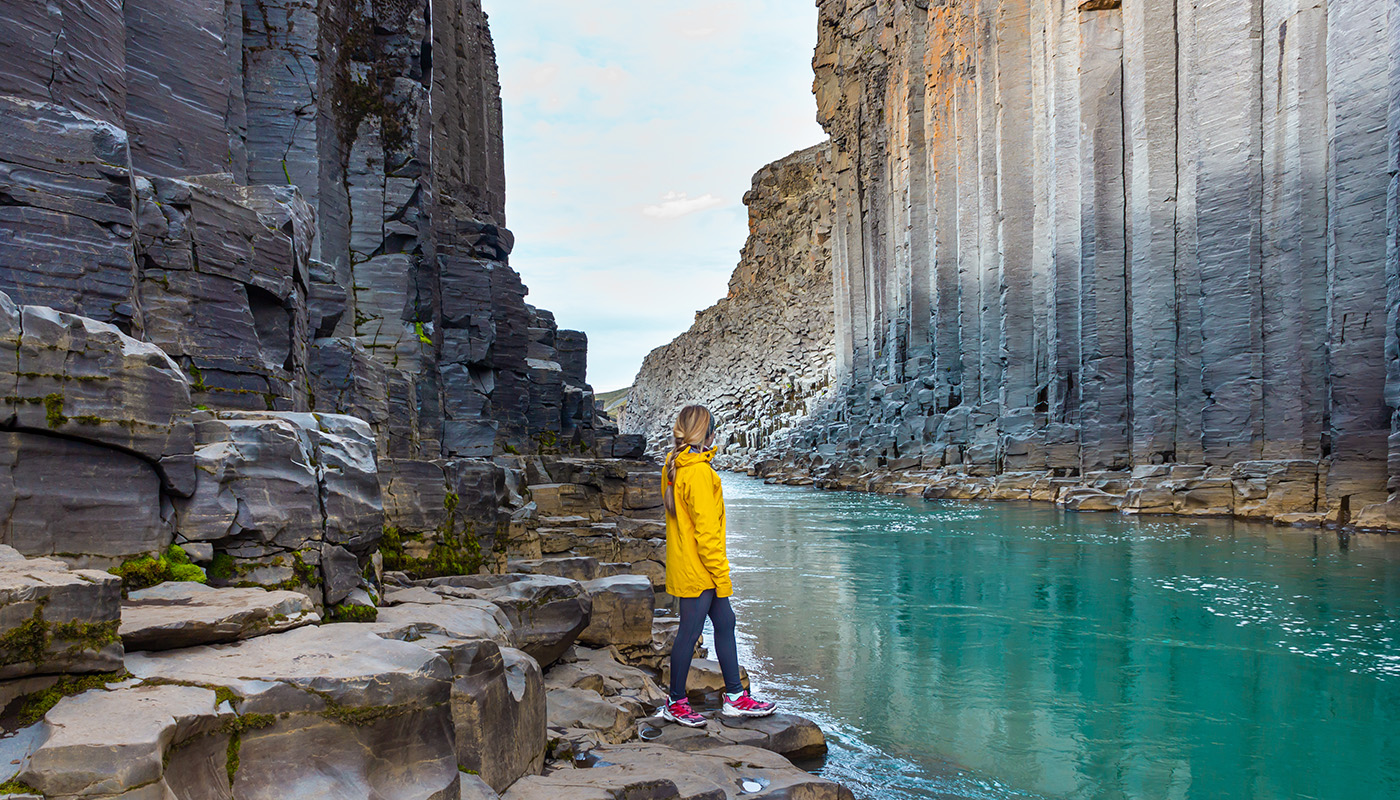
[[670, 589, 743, 701]]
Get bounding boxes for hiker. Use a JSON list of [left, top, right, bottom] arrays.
[[660, 404, 778, 727]]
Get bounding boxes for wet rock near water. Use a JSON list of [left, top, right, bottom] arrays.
[[504, 743, 852, 800]]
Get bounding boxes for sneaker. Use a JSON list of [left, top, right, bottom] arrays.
[[722, 690, 777, 718], [661, 698, 708, 728]]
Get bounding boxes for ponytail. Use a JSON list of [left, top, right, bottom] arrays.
[[663, 405, 713, 516]]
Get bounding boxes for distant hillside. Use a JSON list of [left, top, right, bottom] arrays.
[[595, 387, 631, 422]]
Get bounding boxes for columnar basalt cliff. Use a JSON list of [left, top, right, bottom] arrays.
[[624, 145, 836, 466], [748, 0, 1400, 530]]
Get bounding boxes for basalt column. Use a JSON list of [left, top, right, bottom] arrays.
[[779, 0, 1400, 528]]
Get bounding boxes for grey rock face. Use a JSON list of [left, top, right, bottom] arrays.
[[119, 582, 318, 651], [136, 176, 313, 413], [0, 546, 122, 680], [444, 640, 547, 792], [2, 0, 613, 487], [123, 624, 460, 800], [0, 97, 137, 328], [0, 431, 168, 562], [423, 573, 592, 668], [577, 575, 654, 647]]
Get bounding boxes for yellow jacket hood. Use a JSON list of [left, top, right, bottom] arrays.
[[670, 447, 717, 471]]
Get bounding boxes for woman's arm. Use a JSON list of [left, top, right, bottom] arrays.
[[682, 472, 732, 597]]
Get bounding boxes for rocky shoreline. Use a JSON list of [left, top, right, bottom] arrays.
[[2, 441, 852, 799], [749, 452, 1398, 533]]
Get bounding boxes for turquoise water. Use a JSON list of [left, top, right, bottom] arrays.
[[716, 476, 1400, 800]]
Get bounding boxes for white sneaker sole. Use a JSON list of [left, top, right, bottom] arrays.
[[721, 704, 778, 718], [661, 709, 708, 728]]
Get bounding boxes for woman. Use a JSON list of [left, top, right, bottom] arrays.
[[660, 404, 778, 727]]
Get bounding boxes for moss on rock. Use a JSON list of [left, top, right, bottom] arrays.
[[108, 545, 208, 593]]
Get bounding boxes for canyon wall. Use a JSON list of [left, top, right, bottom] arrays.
[[624, 145, 835, 466], [0, 0, 634, 595], [753, 0, 1400, 528], [0, 0, 611, 461]]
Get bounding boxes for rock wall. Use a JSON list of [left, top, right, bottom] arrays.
[[623, 145, 836, 466], [0, 0, 611, 463], [757, 0, 1400, 529], [0, 0, 631, 591]]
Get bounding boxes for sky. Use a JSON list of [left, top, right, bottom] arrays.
[[480, 0, 826, 393]]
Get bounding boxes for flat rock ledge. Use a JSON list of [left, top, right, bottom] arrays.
[[119, 582, 319, 651]]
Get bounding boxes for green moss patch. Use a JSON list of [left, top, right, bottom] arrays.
[[377, 492, 485, 579], [43, 393, 66, 428], [109, 545, 207, 593], [1, 606, 120, 669], [14, 670, 131, 725], [222, 712, 277, 786], [320, 700, 420, 728], [329, 603, 378, 623]]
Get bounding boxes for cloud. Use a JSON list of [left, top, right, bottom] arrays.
[[641, 192, 728, 219]]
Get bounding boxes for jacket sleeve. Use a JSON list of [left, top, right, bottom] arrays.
[[683, 471, 732, 597]]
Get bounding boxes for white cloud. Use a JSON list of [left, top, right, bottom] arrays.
[[641, 191, 728, 219]]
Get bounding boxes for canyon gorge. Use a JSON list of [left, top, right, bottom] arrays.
[[0, 1, 846, 798]]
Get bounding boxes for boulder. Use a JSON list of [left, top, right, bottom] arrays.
[[443, 640, 547, 792], [545, 687, 645, 744], [119, 582, 318, 651], [124, 624, 460, 800], [10, 304, 195, 487], [578, 575, 654, 647], [545, 646, 668, 708], [716, 714, 828, 762], [175, 415, 321, 553], [321, 543, 363, 606], [19, 683, 228, 798], [423, 574, 591, 667], [507, 556, 602, 583], [370, 599, 514, 649], [0, 546, 122, 680]]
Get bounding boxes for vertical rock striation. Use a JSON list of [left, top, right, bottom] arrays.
[[0, 0, 618, 589], [739, 0, 1400, 529], [623, 145, 835, 465]]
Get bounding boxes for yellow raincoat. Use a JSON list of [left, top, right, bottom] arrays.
[[664, 447, 732, 598]]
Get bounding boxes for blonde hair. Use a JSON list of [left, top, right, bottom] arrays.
[[663, 405, 714, 515]]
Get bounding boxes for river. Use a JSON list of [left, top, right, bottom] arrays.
[[712, 476, 1400, 800]]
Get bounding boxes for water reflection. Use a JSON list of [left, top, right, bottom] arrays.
[[717, 476, 1400, 800]]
